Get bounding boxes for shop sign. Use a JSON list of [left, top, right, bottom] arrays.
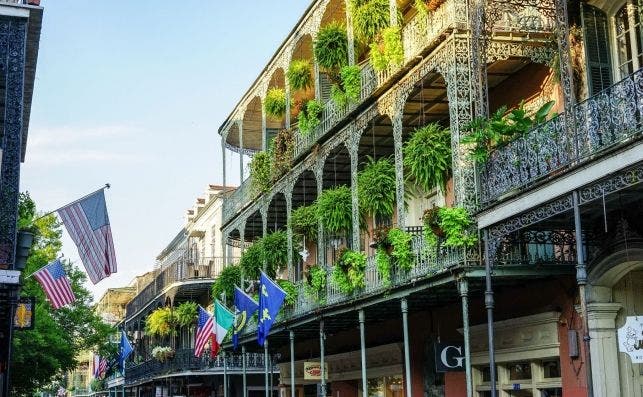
[[618, 316, 643, 363], [303, 361, 329, 380], [435, 342, 465, 372], [14, 297, 35, 330], [0, 269, 20, 284]]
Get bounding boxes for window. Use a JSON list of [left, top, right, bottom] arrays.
[[474, 359, 562, 397]]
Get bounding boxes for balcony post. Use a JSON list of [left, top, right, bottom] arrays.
[[553, 0, 577, 149], [573, 190, 593, 396], [459, 278, 473, 397], [347, 132, 361, 249], [264, 340, 270, 397], [344, 0, 355, 65], [239, 120, 244, 182], [392, 113, 406, 228], [285, 83, 291, 129], [261, 205, 268, 272], [262, 104, 267, 151], [401, 298, 412, 395], [483, 229, 497, 397], [389, 0, 398, 27], [320, 320, 327, 397], [222, 132, 228, 190], [223, 350, 228, 397], [285, 184, 294, 280], [290, 330, 296, 397], [359, 310, 367, 397], [314, 61, 321, 101], [240, 225, 246, 288], [242, 345, 248, 397], [315, 166, 325, 266]]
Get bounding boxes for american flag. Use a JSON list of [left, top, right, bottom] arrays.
[[93, 355, 107, 379], [33, 260, 75, 309], [57, 189, 117, 284], [195, 305, 214, 357]]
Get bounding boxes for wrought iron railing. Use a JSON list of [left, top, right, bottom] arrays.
[[125, 349, 276, 385], [125, 256, 238, 318], [480, 68, 643, 205]]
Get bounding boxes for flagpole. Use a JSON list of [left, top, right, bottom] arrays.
[[32, 183, 111, 222], [242, 345, 247, 397], [223, 350, 228, 397], [264, 339, 269, 397]]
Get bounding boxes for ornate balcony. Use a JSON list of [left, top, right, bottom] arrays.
[[480, 69, 643, 206], [125, 349, 275, 385], [125, 256, 237, 318]]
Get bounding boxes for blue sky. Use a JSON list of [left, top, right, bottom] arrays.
[[20, 1, 310, 299]]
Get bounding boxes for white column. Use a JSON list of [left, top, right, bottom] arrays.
[[586, 302, 622, 397]]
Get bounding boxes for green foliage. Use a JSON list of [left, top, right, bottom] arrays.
[[212, 263, 242, 303], [414, 0, 430, 19], [358, 156, 396, 219], [174, 301, 198, 327], [287, 59, 313, 91], [264, 88, 287, 119], [387, 228, 414, 271], [375, 247, 391, 287], [370, 26, 404, 72], [350, 0, 391, 44], [277, 279, 298, 306], [314, 23, 349, 71], [331, 65, 362, 108], [316, 185, 355, 234], [332, 249, 367, 294], [298, 99, 324, 135], [239, 231, 292, 281], [11, 194, 115, 397], [271, 129, 294, 180], [151, 346, 175, 362], [291, 203, 319, 241], [261, 231, 290, 275], [306, 264, 327, 299], [438, 207, 477, 247], [249, 151, 273, 195], [403, 123, 452, 194], [462, 100, 556, 164], [90, 379, 105, 392], [145, 307, 177, 337]]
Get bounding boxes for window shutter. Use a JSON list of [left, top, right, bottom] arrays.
[[319, 72, 333, 103], [581, 3, 612, 95]]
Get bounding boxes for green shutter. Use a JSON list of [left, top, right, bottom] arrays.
[[319, 72, 332, 103], [581, 3, 613, 95]]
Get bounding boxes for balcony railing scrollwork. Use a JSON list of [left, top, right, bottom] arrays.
[[480, 69, 643, 205]]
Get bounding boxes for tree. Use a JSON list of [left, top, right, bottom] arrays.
[[10, 193, 116, 396]]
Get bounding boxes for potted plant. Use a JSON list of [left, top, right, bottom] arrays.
[[403, 122, 452, 194], [422, 206, 444, 237], [212, 263, 242, 303], [151, 346, 175, 362], [264, 88, 288, 120], [331, 249, 367, 295]]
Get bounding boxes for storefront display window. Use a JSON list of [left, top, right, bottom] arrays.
[[364, 375, 405, 397]]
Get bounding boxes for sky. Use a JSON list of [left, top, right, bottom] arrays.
[[20, 1, 311, 300]]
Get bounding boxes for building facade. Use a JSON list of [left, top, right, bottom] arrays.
[[0, 1, 42, 396], [122, 185, 275, 397], [216, 0, 643, 396]]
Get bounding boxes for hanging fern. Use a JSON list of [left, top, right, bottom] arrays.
[[212, 263, 242, 303], [387, 228, 414, 271], [249, 151, 273, 195], [358, 156, 396, 219], [375, 247, 391, 287], [291, 203, 318, 241], [316, 186, 354, 234], [261, 231, 290, 276], [350, 0, 392, 44], [287, 59, 313, 91], [298, 99, 324, 135], [403, 123, 452, 194], [332, 249, 367, 294], [438, 207, 477, 248], [239, 240, 265, 281], [314, 23, 349, 72], [174, 301, 198, 327], [370, 26, 404, 71], [145, 307, 177, 337], [271, 129, 294, 180], [306, 264, 327, 296], [264, 88, 287, 119], [332, 65, 362, 108], [277, 279, 298, 306]]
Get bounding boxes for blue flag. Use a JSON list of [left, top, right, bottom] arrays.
[[119, 330, 133, 371], [233, 286, 259, 350], [257, 272, 286, 346]]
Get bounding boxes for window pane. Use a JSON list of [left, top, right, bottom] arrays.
[[543, 359, 561, 378], [539, 388, 563, 397], [508, 362, 532, 381]]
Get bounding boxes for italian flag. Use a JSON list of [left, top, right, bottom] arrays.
[[211, 300, 235, 357]]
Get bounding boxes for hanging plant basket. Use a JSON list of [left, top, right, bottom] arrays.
[[422, 206, 444, 237]]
